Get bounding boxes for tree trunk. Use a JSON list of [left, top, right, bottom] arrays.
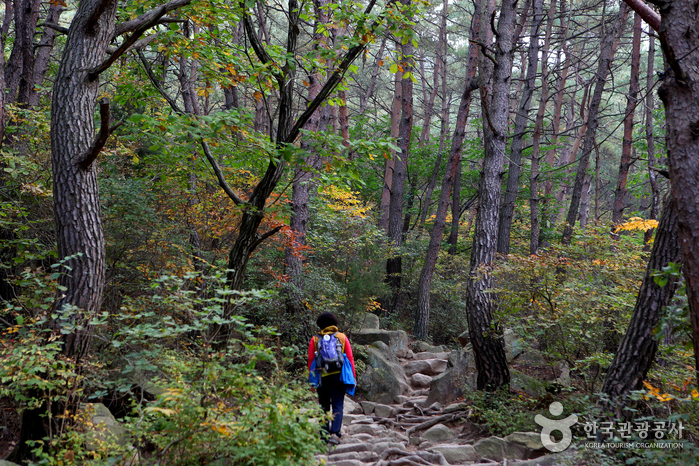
[[359, 34, 387, 115], [466, 0, 516, 392], [284, 0, 331, 314], [601, 196, 679, 399], [26, 3, 64, 107], [655, 0, 699, 388], [561, 2, 629, 245], [530, 0, 556, 254], [414, 0, 481, 339], [644, 33, 659, 247], [418, 0, 448, 227], [379, 70, 401, 233], [612, 12, 642, 226], [386, 1, 414, 314], [497, 0, 544, 255]]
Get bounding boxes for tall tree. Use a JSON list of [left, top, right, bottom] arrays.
[[465, 0, 517, 391], [414, 0, 481, 339], [386, 0, 415, 313], [644, 31, 659, 246], [612, 12, 642, 225], [497, 0, 544, 255], [561, 1, 629, 245], [530, 0, 556, 254], [285, 0, 333, 314], [652, 0, 699, 387], [602, 195, 679, 399]]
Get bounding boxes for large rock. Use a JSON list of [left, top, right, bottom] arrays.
[[344, 395, 361, 414], [473, 436, 506, 462], [357, 313, 381, 330], [422, 424, 455, 442], [403, 359, 448, 377], [357, 342, 410, 404], [79, 403, 129, 451], [0, 461, 22, 466], [504, 432, 548, 460], [413, 341, 445, 353], [426, 350, 476, 406], [353, 329, 409, 357], [510, 369, 548, 397], [504, 328, 527, 362], [428, 445, 481, 464]]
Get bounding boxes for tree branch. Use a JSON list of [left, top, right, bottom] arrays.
[[286, 0, 398, 144], [622, 0, 660, 31], [200, 139, 245, 206], [78, 98, 117, 169], [250, 226, 283, 252], [137, 49, 184, 114], [113, 0, 191, 37], [137, 51, 244, 207], [38, 22, 69, 35], [90, 0, 192, 78], [108, 33, 159, 54]]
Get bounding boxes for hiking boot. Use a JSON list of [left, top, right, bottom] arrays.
[[327, 433, 342, 445]]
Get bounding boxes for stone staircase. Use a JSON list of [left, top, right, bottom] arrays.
[[316, 344, 568, 466]]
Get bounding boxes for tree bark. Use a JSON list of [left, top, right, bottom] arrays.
[[379, 69, 401, 233], [497, 0, 544, 255], [530, 0, 556, 254], [386, 0, 414, 314], [285, 0, 332, 313], [26, 3, 65, 107], [414, 0, 481, 339], [466, 0, 516, 391], [655, 0, 699, 388], [602, 196, 679, 399], [612, 12, 642, 226], [418, 0, 449, 227], [644, 32, 659, 247], [561, 2, 629, 245]]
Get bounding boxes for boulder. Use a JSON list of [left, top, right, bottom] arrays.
[[555, 361, 571, 387], [79, 403, 129, 451], [357, 342, 410, 404], [0, 461, 22, 466], [414, 351, 451, 360], [403, 359, 447, 377], [360, 401, 377, 415], [510, 369, 548, 397], [425, 350, 476, 406], [504, 432, 548, 460], [357, 313, 381, 331], [473, 436, 507, 462], [353, 329, 409, 357], [344, 395, 361, 414], [373, 403, 394, 418], [428, 445, 481, 464], [504, 328, 527, 362], [457, 331, 469, 347], [411, 373, 432, 388], [422, 424, 455, 442], [413, 341, 445, 353], [515, 350, 547, 366]]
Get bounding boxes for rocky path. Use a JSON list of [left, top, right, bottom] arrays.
[[316, 344, 565, 466]]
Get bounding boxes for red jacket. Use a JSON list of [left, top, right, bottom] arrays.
[[308, 327, 356, 378]]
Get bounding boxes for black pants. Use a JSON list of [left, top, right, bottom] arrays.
[[317, 372, 345, 435]]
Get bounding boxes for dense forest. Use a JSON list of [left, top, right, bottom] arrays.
[[1, 0, 699, 463]]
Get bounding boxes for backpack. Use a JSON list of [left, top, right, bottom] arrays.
[[315, 332, 344, 374]]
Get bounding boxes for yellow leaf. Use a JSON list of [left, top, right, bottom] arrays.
[[145, 407, 176, 416], [692, 389, 699, 399]]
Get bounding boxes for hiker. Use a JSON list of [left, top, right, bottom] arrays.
[[308, 311, 356, 445]]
